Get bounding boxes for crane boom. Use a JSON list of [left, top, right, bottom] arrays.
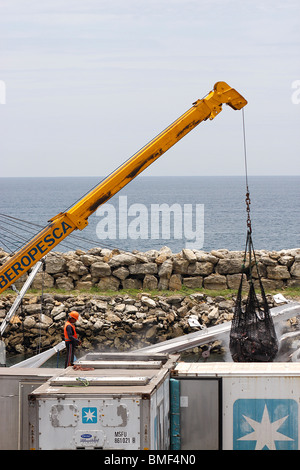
[[0, 81, 247, 295]]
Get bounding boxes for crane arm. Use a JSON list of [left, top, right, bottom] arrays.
[[0, 81, 247, 294]]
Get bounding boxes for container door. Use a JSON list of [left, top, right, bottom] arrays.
[[170, 378, 220, 450]]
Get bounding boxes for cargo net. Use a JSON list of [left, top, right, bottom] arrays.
[[229, 231, 278, 362]]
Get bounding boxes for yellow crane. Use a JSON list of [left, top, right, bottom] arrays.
[[0, 81, 247, 295]]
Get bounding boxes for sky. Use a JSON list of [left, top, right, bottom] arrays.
[[0, 0, 299, 177]]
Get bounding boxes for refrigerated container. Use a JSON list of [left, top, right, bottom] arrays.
[[28, 352, 179, 450], [0, 367, 60, 449], [170, 362, 300, 450]]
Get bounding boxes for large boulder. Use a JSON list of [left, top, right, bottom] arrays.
[[216, 258, 243, 275], [267, 265, 291, 280], [97, 276, 120, 291], [187, 261, 214, 276], [291, 262, 300, 279], [203, 274, 227, 290], [129, 263, 158, 275], [90, 261, 111, 278], [45, 255, 66, 274]]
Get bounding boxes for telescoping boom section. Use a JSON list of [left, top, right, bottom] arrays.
[[0, 81, 247, 294]]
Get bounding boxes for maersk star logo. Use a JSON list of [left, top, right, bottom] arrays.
[[82, 407, 97, 424], [233, 399, 298, 450]]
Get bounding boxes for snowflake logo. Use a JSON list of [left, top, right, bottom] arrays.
[[233, 399, 298, 450], [82, 407, 97, 424]]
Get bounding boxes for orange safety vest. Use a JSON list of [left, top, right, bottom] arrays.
[[64, 320, 78, 342]]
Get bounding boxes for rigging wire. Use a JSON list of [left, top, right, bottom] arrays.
[[0, 212, 115, 251], [0, 213, 97, 254], [0, 211, 141, 261], [0, 213, 124, 253], [1, 213, 92, 249], [242, 108, 252, 233], [242, 107, 249, 190]]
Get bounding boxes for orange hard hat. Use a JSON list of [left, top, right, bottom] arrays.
[[69, 311, 79, 321]]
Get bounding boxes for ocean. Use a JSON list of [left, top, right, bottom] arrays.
[[0, 176, 299, 255]]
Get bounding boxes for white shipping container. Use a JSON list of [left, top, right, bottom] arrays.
[[172, 362, 300, 450], [0, 367, 61, 450], [28, 353, 179, 450]]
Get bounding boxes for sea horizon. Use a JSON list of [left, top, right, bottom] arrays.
[[0, 175, 299, 254]]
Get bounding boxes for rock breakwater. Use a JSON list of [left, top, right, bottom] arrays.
[[0, 246, 299, 357], [2, 245, 300, 293], [1, 290, 279, 357]]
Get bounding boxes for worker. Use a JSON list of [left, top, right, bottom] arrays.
[[64, 311, 81, 368]]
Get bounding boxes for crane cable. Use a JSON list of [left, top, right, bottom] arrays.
[[242, 108, 252, 234], [229, 107, 279, 363], [241, 108, 257, 281]]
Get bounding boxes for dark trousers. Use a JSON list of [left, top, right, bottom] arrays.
[[65, 341, 75, 368]]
